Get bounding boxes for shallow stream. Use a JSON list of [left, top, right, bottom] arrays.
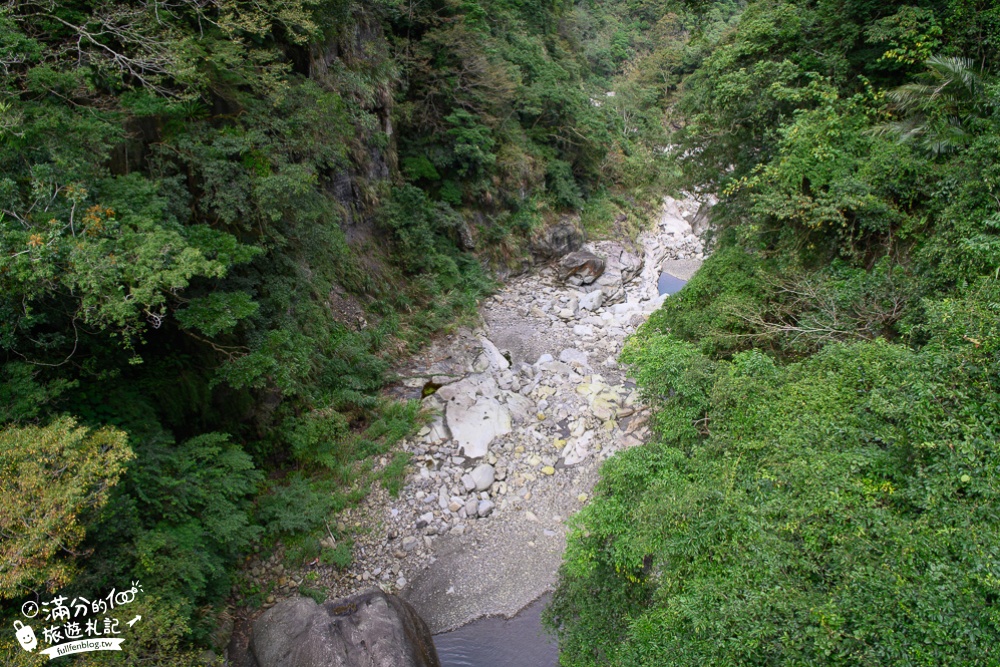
[[434, 594, 558, 667]]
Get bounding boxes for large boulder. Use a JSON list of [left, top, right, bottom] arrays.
[[530, 219, 584, 261], [577, 288, 604, 312], [446, 397, 512, 458], [435, 375, 512, 458], [247, 591, 440, 667], [475, 336, 510, 373], [588, 243, 643, 305], [558, 251, 606, 285]]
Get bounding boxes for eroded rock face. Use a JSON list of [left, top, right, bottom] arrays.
[[530, 220, 584, 261], [249, 591, 440, 667], [590, 244, 643, 305]]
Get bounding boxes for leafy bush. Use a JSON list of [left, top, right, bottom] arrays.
[[0, 418, 132, 597], [379, 451, 412, 497], [298, 585, 327, 605], [256, 474, 343, 536], [546, 159, 585, 210], [643, 245, 771, 356], [549, 282, 1000, 665], [128, 432, 262, 609], [321, 541, 354, 570]]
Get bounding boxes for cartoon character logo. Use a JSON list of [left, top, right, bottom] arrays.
[[14, 621, 37, 652]]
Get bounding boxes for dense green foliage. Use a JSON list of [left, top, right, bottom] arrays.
[[0, 0, 686, 661], [13, 0, 1000, 659], [548, 0, 1000, 664], [552, 290, 1000, 664], [0, 419, 131, 597]]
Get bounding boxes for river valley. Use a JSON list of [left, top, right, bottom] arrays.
[[227, 194, 710, 665]]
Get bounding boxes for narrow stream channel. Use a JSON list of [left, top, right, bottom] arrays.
[[433, 594, 559, 667], [430, 273, 689, 666]]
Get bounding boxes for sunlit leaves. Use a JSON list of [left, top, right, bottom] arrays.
[[0, 418, 132, 597]]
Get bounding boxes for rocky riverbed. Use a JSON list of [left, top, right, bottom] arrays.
[[228, 194, 709, 663]]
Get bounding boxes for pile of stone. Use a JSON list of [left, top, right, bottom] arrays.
[[357, 195, 713, 592]]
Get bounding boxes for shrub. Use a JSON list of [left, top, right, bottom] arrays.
[[0, 418, 132, 597], [549, 283, 1000, 665]]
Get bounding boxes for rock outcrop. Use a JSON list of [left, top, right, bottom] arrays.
[[530, 219, 584, 260], [587, 244, 643, 304], [247, 591, 439, 667]]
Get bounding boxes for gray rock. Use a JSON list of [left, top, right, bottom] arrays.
[[687, 201, 713, 236], [539, 360, 575, 376], [470, 464, 496, 492], [478, 336, 510, 372], [578, 289, 604, 311], [247, 592, 439, 667], [659, 258, 704, 282], [456, 221, 476, 251], [477, 500, 495, 517], [464, 498, 479, 517], [426, 416, 449, 443], [586, 243, 644, 305], [445, 397, 512, 459], [471, 353, 491, 373], [460, 474, 476, 492], [558, 349, 589, 368], [503, 391, 535, 424], [562, 430, 595, 466], [610, 302, 635, 315], [613, 248, 643, 284]]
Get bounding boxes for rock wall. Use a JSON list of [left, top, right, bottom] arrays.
[[310, 15, 395, 246]]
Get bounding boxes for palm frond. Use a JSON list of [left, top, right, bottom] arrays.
[[877, 53, 994, 155], [887, 83, 939, 111], [925, 55, 984, 98]]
